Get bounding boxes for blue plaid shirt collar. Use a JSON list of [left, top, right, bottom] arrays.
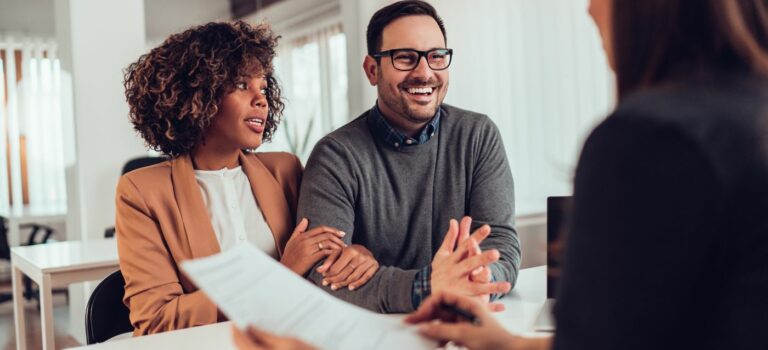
[[369, 102, 441, 150]]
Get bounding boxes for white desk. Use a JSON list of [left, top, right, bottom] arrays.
[[65, 266, 547, 350], [497, 265, 547, 335], [12, 239, 120, 350]]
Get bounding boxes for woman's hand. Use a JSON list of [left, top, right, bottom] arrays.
[[316, 244, 379, 291], [405, 291, 552, 350], [232, 325, 318, 350], [280, 218, 346, 276]]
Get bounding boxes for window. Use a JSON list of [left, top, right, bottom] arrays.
[[1, 36, 69, 216], [258, 24, 349, 162]]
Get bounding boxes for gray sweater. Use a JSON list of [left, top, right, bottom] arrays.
[[297, 104, 521, 313]]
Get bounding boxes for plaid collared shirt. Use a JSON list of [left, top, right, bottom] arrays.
[[412, 266, 432, 309], [412, 267, 500, 309], [369, 103, 441, 149]]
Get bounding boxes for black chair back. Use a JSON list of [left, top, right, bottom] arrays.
[[121, 156, 167, 175], [0, 216, 10, 260], [104, 156, 167, 239], [85, 270, 133, 344]]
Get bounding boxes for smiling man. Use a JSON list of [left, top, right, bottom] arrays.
[[297, 0, 521, 313]]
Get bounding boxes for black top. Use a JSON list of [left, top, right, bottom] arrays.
[[553, 72, 768, 350]]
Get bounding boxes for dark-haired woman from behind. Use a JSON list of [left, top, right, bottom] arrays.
[[116, 21, 376, 335], [406, 0, 768, 349]]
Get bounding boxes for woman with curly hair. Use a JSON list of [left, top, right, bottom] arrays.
[[115, 21, 362, 335]]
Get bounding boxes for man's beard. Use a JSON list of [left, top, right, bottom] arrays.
[[380, 77, 444, 121]]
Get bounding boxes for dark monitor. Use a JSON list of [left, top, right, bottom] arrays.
[[547, 196, 573, 299]]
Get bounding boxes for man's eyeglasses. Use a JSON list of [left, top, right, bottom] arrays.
[[371, 48, 453, 71]]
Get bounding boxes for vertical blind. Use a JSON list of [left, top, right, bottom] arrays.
[[1, 34, 68, 217]]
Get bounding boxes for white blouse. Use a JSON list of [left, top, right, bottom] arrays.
[[194, 166, 277, 258]]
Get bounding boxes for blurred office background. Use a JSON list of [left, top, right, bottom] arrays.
[[0, 0, 613, 348]]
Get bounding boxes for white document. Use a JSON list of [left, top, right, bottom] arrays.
[[180, 243, 436, 350]]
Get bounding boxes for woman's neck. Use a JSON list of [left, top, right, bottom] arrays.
[[191, 143, 241, 170]]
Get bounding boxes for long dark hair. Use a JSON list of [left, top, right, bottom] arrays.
[[612, 0, 768, 99]]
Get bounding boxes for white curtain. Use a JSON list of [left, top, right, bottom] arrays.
[[260, 24, 349, 162], [433, 0, 616, 214], [1, 35, 69, 217]]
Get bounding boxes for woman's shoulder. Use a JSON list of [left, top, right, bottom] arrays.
[[592, 74, 768, 190], [117, 160, 173, 193], [615, 74, 768, 131], [249, 151, 302, 176]]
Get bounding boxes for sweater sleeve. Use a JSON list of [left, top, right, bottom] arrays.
[[470, 118, 522, 295], [552, 115, 723, 350], [297, 137, 419, 313]]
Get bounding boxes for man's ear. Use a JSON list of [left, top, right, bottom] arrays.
[[363, 55, 379, 86]]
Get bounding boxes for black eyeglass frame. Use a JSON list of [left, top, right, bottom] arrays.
[[371, 48, 454, 71]]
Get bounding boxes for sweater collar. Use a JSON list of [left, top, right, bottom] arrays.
[[368, 102, 441, 150]]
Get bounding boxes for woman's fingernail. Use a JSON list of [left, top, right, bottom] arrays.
[[339, 231, 346, 237], [348, 285, 355, 291], [331, 284, 338, 290], [322, 279, 329, 286]]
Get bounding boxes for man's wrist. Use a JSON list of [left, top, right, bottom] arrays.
[[411, 265, 432, 309]]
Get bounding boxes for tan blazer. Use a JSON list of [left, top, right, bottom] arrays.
[[115, 151, 302, 335]]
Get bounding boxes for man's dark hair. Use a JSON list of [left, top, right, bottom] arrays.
[[366, 0, 447, 55]]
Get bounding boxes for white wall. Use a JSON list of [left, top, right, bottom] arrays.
[[0, 0, 230, 46], [55, 0, 148, 342], [56, 0, 147, 245], [144, 0, 231, 45], [339, 0, 379, 115], [0, 0, 55, 37]]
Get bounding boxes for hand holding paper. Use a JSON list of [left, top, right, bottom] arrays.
[[181, 244, 436, 350]]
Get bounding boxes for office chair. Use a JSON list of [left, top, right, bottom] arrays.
[[0, 217, 12, 303], [0, 216, 61, 304], [120, 156, 167, 175], [85, 270, 133, 344], [104, 156, 167, 238]]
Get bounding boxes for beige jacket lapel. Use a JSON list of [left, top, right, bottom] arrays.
[[239, 151, 292, 256], [170, 155, 221, 259]]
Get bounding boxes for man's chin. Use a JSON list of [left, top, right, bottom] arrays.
[[405, 105, 439, 122]]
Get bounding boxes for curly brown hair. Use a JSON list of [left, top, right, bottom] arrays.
[[124, 21, 284, 157]]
